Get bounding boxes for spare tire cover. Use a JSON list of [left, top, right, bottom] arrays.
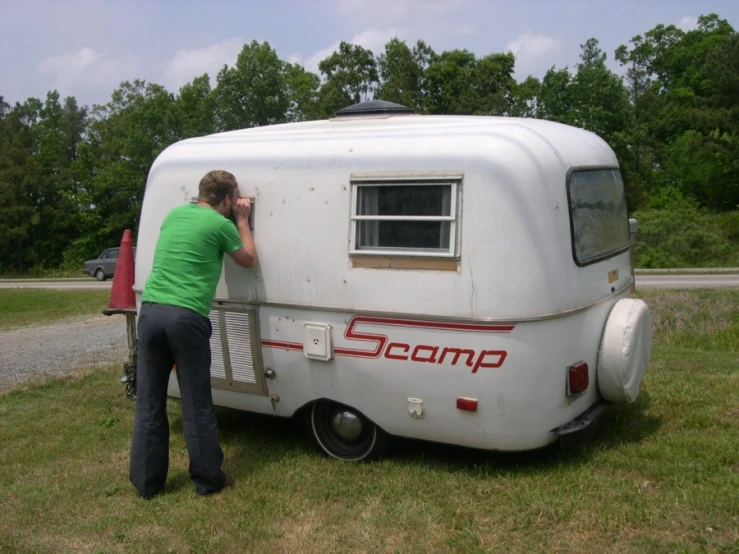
[[597, 298, 653, 403]]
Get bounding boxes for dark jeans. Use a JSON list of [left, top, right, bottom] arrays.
[[129, 302, 226, 498]]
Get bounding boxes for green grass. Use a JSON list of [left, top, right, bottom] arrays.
[[0, 289, 111, 329], [0, 268, 86, 279], [637, 289, 739, 352], [0, 290, 737, 553]]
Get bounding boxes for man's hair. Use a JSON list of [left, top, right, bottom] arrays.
[[198, 170, 238, 206]]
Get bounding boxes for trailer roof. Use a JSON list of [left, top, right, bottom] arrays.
[[204, 114, 592, 140], [167, 114, 617, 177]]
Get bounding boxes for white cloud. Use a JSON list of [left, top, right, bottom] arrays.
[[298, 27, 405, 75], [452, 25, 476, 37], [338, 0, 476, 24], [353, 28, 405, 54], [679, 16, 698, 31], [37, 47, 137, 92], [163, 37, 243, 90], [506, 33, 562, 77], [298, 42, 339, 74]]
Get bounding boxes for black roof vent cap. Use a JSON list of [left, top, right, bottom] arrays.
[[334, 100, 415, 117]]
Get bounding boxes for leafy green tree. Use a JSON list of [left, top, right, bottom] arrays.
[[32, 92, 88, 269], [0, 100, 37, 272], [615, 34, 654, 118], [615, 33, 660, 203], [536, 67, 573, 123], [317, 42, 378, 116], [425, 49, 515, 115], [0, 93, 87, 272], [214, 41, 293, 130], [509, 76, 541, 118], [410, 40, 436, 113], [424, 49, 478, 114], [616, 14, 738, 211], [376, 38, 429, 110], [475, 52, 516, 115], [569, 39, 631, 145], [71, 80, 180, 260], [703, 31, 739, 135], [661, 130, 739, 211], [177, 74, 217, 138], [284, 62, 321, 121], [632, 190, 734, 267]]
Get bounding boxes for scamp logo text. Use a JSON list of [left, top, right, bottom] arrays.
[[263, 316, 514, 374]]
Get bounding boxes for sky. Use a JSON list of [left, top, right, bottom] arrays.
[[1, 0, 738, 109]]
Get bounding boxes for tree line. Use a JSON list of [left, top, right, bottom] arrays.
[[0, 13, 737, 273]]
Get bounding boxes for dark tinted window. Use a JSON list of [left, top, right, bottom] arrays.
[[568, 169, 630, 265]]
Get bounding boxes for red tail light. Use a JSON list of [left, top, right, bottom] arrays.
[[567, 362, 589, 396], [456, 397, 478, 412]]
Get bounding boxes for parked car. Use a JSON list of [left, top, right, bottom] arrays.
[[83, 247, 136, 281]]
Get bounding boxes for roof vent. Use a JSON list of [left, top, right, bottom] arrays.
[[334, 100, 415, 117]]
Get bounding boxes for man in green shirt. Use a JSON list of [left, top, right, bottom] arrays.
[[130, 169, 257, 499]]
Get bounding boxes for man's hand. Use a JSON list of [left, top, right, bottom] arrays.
[[228, 196, 257, 268], [232, 197, 252, 222]]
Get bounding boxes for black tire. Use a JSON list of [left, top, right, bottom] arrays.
[[308, 400, 391, 461], [95, 268, 106, 281]]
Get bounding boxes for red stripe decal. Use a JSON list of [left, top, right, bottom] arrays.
[[261, 340, 303, 350], [346, 316, 514, 333]]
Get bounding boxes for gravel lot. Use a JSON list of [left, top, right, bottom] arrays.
[[0, 314, 129, 390]]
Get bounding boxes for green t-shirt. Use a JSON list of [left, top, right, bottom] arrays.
[[142, 204, 243, 317]]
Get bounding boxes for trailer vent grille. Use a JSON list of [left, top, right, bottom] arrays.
[[209, 312, 227, 379], [207, 305, 267, 396], [224, 311, 257, 383]]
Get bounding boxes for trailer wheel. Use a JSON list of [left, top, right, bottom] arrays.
[[309, 400, 391, 461], [95, 268, 106, 281]]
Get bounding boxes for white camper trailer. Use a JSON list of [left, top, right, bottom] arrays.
[[134, 101, 652, 461]]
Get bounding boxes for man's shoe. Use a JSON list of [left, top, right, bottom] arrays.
[[196, 472, 233, 496]]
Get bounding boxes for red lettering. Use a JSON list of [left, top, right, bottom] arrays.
[[472, 350, 507, 373], [385, 342, 410, 360], [438, 347, 476, 367], [411, 345, 439, 363], [341, 317, 387, 358]]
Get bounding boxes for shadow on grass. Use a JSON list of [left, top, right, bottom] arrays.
[[169, 405, 315, 479], [161, 470, 191, 495], [390, 393, 663, 475], [169, 392, 662, 479]]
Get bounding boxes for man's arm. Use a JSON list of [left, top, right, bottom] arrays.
[[228, 198, 258, 268]]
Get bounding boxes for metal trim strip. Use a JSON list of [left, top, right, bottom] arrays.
[[212, 278, 633, 324]]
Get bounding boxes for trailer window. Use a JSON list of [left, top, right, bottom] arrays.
[[350, 180, 460, 258], [568, 169, 630, 265]]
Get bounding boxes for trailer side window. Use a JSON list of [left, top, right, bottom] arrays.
[[350, 179, 460, 258], [568, 168, 630, 265]]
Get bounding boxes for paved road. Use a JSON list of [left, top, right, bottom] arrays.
[[634, 274, 739, 289], [1, 274, 738, 290], [0, 280, 113, 289]]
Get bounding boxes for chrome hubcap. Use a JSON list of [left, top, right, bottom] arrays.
[[330, 409, 363, 441]]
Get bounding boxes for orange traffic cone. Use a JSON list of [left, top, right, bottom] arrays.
[[108, 229, 136, 310]]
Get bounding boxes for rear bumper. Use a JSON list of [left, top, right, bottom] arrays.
[[550, 401, 607, 448]]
